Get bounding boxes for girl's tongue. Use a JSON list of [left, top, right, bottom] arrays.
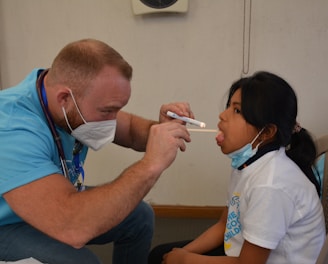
[[216, 130, 224, 146]]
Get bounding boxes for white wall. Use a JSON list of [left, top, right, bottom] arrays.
[[1, 0, 328, 206]]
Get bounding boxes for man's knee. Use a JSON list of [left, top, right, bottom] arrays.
[[133, 202, 154, 235]]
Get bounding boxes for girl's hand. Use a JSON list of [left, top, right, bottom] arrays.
[[162, 248, 189, 264]]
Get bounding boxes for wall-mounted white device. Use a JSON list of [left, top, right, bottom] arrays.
[[131, 0, 188, 15]]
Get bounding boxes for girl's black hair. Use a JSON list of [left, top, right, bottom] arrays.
[[227, 71, 320, 196]]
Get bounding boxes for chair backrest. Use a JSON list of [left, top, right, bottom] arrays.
[[315, 134, 328, 231], [315, 134, 328, 264], [316, 233, 328, 264]]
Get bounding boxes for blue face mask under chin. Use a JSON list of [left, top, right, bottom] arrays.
[[228, 128, 264, 169]]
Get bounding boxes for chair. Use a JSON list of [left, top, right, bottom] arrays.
[[316, 234, 328, 264], [315, 134, 328, 264], [315, 134, 328, 231]]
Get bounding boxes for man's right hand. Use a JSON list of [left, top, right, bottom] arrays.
[[142, 122, 191, 174]]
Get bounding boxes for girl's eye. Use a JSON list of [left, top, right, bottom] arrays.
[[234, 108, 241, 114]]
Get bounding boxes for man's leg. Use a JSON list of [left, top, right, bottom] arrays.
[[0, 201, 153, 264], [89, 201, 154, 264], [0, 223, 101, 264]]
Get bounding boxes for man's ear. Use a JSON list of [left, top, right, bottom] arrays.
[[262, 124, 278, 141], [56, 88, 71, 107]]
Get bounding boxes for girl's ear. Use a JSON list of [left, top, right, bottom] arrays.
[[262, 124, 278, 142]]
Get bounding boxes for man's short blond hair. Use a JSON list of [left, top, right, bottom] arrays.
[[47, 39, 132, 96]]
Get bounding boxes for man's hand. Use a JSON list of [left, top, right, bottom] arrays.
[[159, 102, 195, 124], [142, 122, 191, 173]]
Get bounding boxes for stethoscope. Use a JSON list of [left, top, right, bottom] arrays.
[[36, 70, 85, 190]]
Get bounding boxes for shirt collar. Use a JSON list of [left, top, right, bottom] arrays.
[[238, 141, 281, 170]]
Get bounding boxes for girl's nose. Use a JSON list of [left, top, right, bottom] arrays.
[[219, 109, 227, 121]]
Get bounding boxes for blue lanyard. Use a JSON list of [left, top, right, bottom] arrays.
[[36, 70, 85, 191], [73, 141, 85, 191]]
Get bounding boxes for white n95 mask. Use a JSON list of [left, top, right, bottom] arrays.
[[70, 118, 116, 151], [62, 90, 117, 151]]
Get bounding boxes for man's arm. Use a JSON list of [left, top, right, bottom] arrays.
[[114, 102, 194, 151], [113, 111, 157, 151], [3, 121, 191, 249]]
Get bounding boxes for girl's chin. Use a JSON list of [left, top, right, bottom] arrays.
[[220, 147, 229, 155]]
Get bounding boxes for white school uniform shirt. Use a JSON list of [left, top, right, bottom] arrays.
[[224, 147, 325, 264]]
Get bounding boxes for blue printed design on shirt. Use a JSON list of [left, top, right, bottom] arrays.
[[224, 193, 242, 251]]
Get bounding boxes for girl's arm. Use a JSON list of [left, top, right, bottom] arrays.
[[164, 241, 270, 264], [163, 207, 271, 264], [182, 207, 228, 254]]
